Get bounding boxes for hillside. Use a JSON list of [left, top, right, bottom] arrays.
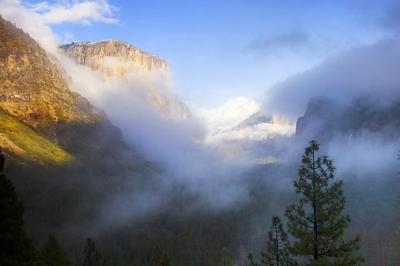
[[0, 17, 102, 136], [0, 16, 160, 254], [0, 110, 72, 165]]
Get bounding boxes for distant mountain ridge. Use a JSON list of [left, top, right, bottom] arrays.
[[296, 96, 400, 141]]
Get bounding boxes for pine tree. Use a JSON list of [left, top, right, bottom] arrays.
[[38, 234, 71, 266], [150, 246, 171, 266], [217, 247, 234, 266], [247, 253, 260, 266], [285, 140, 363, 265], [82, 238, 105, 266], [261, 216, 292, 266], [156, 253, 171, 266], [0, 173, 35, 265]]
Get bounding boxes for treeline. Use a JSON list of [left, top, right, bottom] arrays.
[[0, 170, 171, 266], [247, 141, 363, 266], [1, 141, 365, 265]]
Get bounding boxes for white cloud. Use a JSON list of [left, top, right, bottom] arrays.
[[194, 97, 261, 136], [61, 32, 75, 43], [31, 0, 118, 25], [0, 0, 117, 52], [0, 0, 60, 53]]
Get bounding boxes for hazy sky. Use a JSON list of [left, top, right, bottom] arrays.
[[24, 0, 397, 106]]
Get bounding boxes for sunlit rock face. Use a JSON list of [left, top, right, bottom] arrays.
[[0, 17, 136, 165], [61, 40, 191, 120], [0, 17, 102, 133], [61, 40, 168, 77]]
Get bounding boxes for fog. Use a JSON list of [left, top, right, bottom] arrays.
[[265, 38, 400, 119], [4, 0, 400, 216], [3, 1, 400, 264], [1, 0, 256, 226]]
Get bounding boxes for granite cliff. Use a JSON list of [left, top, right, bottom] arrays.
[[0, 18, 102, 136], [61, 40, 168, 77], [61, 40, 191, 120], [295, 97, 400, 141], [0, 16, 152, 168]]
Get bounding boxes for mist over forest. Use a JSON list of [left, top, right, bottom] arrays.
[[1, 1, 400, 265]]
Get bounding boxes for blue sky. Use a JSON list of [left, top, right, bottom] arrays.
[[27, 0, 397, 106]]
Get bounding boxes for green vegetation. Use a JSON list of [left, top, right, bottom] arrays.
[[286, 140, 362, 265], [0, 111, 73, 164], [82, 238, 105, 266], [217, 247, 234, 266], [38, 234, 72, 266], [250, 141, 363, 266], [0, 173, 35, 265], [261, 216, 292, 266]]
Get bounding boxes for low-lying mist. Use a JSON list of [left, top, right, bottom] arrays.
[[3, 1, 400, 264]]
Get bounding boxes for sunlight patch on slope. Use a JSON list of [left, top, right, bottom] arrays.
[[0, 111, 74, 165]]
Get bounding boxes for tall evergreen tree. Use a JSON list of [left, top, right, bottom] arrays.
[[285, 140, 363, 265], [261, 216, 292, 266], [217, 247, 234, 266], [82, 238, 105, 266], [247, 253, 260, 266], [0, 173, 35, 265], [38, 234, 71, 266], [150, 246, 171, 266]]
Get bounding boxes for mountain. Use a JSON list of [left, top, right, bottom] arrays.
[[61, 40, 191, 120], [295, 96, 400, 142], [0, 18, 103, 137], [0, 16, 160, 251], [196, 97, 261, 138], [0, 17, 145, 166], [61, 40, 168, 77], [195, 98, 294, 162]]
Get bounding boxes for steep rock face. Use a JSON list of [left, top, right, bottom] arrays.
[[0, 17, 148, 168], [0, 17, 102, 135], [61, 40, 168, 77], [61, 40, 191, 120], [0, 17, 159, 252], [295, 97, 400, 141]]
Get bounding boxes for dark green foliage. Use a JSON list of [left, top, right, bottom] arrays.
[[38, 234, 71, 266], [82, 238, 105, 266], [217, 247, 234, 266], [261, 216, 292, 266], [247, 253, 260, 266], [0, 173, 35, 265], [146, 246, 171, 266], [285, 140, 363, 265]]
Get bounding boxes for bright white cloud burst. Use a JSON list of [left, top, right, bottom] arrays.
[[31, 0, 118, 25]]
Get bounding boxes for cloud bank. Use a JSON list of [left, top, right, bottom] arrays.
[[0, 0, 253, 220], [264, 38, 400, 119]]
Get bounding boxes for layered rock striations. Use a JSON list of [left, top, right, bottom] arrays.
[[61, 40, 191, 120], [61, 40, 168, 77], [0, 17, 102, 135]]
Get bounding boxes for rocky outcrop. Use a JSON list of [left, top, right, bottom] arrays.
[[61, 40, 191, 120], [61, 40, 168, 77], [0, 17, 102, 135], [295, 97, 400, 141], [0, 17, 145, 167]]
